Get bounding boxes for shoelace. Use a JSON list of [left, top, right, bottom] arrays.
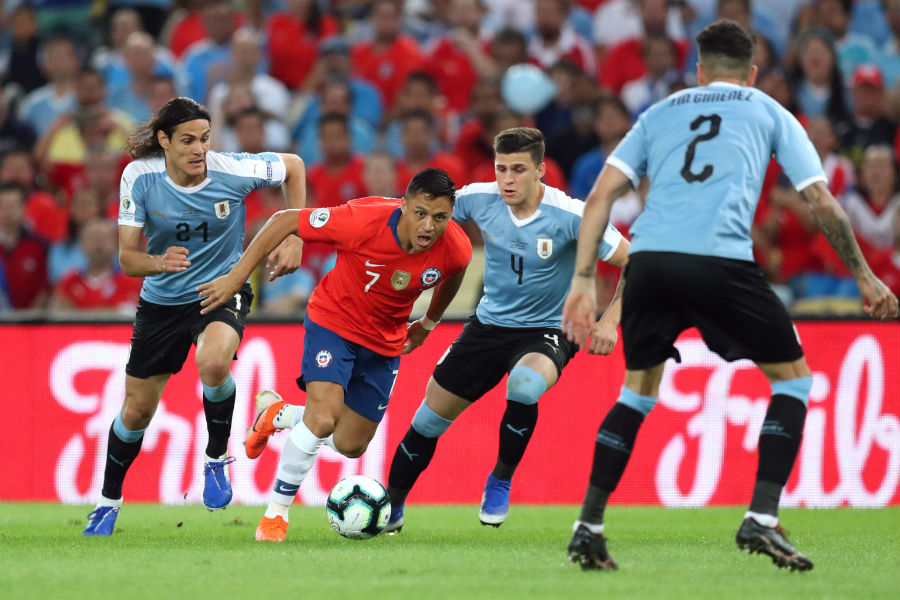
[[204, 456, 237, 483]]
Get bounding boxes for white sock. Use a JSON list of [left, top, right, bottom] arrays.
[[97, 495, 123, 509], [264, 501, 290, 521], [574, 520, 604, 534], [273, 404, 337, 451], [744, 511, 778, 528], [270, 421, 328, 509]]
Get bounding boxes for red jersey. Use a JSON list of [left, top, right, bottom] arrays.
[[0, 229, 48, 309], [350, 36, 427, 107], [307, 156, 368, 208], [53, 270, 142, 311], [599, 37, 689, 94], [266, 13, 339, 89], [296, 197, 472, 355], [395, 153, 466, 193], [427, 37, 480, 112]]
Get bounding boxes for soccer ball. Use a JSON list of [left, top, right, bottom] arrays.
[[325, 475, 391, 539]]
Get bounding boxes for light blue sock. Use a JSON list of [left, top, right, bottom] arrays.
[[203, 373, 235, 403]]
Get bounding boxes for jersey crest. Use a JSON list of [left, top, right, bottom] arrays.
[[420, 267, 442, 287], [315, 349, 333, 367], [537, 237, 553, 259], [391, 270, 411, 290], [214, 201, 230, 219]]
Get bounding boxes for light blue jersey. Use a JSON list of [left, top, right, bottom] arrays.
[[118, 150, 287, 304], [454, 182, 624, 328], [608, 81, 826, 261]]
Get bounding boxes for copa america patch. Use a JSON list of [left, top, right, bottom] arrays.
[[315, 349, 333, 368], [310, 208, 331, 228], [420, 267, 442, 287], [120, 196, 135, 220]]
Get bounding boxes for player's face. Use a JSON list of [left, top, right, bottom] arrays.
[[495, 152, 545, 207], [400, 193, 454, 253], [160, 119, 210, 185]]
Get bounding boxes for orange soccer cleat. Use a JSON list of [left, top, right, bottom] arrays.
[[245, 390, 287, 459], [255, 515, 289, 542]]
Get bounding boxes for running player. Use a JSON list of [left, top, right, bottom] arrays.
[[197, 168, 472, 542], [83, 97, 307, 536], [562, 20, 899, 571]]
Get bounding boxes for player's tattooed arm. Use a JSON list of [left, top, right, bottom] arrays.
[[800, 181, 899, 319]]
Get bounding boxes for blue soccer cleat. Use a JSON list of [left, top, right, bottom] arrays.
[[385, 504, 404, 534], [83, 506, 120, 536], [203, 456, 236, 510], [479, 473, 511, 527]]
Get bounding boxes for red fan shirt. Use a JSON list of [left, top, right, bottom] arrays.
[[395, 153, 466, 193], [307, 156, 368, 208], [296, 197, 472, 355], [427, 37, 480, 112], [350, 36, 427, 107], [54, 270, 142, 311]]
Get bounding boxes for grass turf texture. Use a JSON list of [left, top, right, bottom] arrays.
[[1, 504, 897, 599]]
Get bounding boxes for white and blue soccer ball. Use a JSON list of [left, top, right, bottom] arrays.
[[325, 475, 391, 539]]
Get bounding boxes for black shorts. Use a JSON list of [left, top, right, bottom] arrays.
[[432, 315, 578, 401], [125, 283, 253, 379], [621, 251, 803, 370]]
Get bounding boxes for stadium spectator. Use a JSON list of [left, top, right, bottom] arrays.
[[177, 0, 240, 103], [598, 0, 689, 94], [207, 28, 290, 122], [17, 36, 80, 136], [165, 0, 245, 60], [807, 117, 855, 197], [264, 0, 340, 91], [816, 0, 881, 79], [93, 8, 177, 93], [426, 0, 492, 112], [620, 34, 682, 117], [454, 78, 505, 172], [529, 0, 597, 76], [0, 183, 49, 309], [790, 28, 850, 123], [395, 109, 466, 190], [535, 60, 592, 145], [294, 77, 377, 165], [106, 32, 163, 123], [592, 0, 686, 55], [0, 93, 37, 156], [47, 187, 104, 285], [306, 113, 367, 209], [49, 217, 141, 313], [835, 64, 897, 163], [296, 35, 383, 128], [350, 0, 427, 108], [384, 71, 459, 159], [0, 149, 67, 243], [569, 97, 634, 202], [82, 97, 307, 536], [211, 83, 290, 153], [842, 145, 900, 251], [488, 27, 529, 76], [363, 150, 401, 197], [1, 6, 46, 98], [147, 75, 178, 115]]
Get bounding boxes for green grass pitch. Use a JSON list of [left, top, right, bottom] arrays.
[[1, 504, 897, 599]]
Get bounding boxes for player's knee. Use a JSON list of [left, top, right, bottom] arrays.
[[506, 366, 547, 405], [617, 385, 657, 416], [304, 412, 338, 438], [197, 356, 231, 385], [333, 438, 368, 458], [121, 404, 154, 429], [410, 400, 453, 438]]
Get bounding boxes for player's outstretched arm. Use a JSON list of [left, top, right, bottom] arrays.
[[800, 181, 899, 319], [590, 239, 630, 355], [118, 224, 191, 277], [403, 268, 468, 354], [197, 209, 301, 314], [564, 165, 633, 348], [266, 153, 307, 281]]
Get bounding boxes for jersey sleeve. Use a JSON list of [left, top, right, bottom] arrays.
[[443, 222, 473, 274], [295, 204, 363, 251], [451, 185, 475, 223], [597, 223, 624, 262], [607, 112, 649, 187], [118, 164, 146, 227], [771, 106, 827, 191], [217, 151, 288, 192]]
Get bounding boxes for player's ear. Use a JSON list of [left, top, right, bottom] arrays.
[[536, 161, 546, 180], [746, 64, 758, 88], [157, 129, 169, 150]]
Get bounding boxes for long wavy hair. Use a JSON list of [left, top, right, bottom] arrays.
[[125, 97, 211, 159]]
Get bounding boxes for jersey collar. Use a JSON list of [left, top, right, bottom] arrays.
[[388, 207, 403, 249], [165, 175, 212, 193], [707, 81, 743, 90]]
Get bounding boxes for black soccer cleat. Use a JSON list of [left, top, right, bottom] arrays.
[[567, 523, 618, 571], [736, 517, 813, 572]]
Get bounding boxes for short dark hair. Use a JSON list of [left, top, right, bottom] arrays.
[[404, 70, 437, 93], [406, 168, 456, 204], [401, 108, 434, 128], [696, 19, 755, 76], [125, 97, 211, 159], [318, 111, 349, 131], [493, 127, 545, 166]]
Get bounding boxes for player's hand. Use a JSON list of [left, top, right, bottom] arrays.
[[858, 274, 899, 320], [266, 235, 303, 281], [589, 317, 618, 355], [402, 319, 430, 354], [562, 277, 597, 350], [196, 273, 241, 315], [159, 246, 191, 273]]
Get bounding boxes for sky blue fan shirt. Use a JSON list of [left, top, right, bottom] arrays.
[[607, 82, 826, 261], [453, 182, 624, 329], [118, 150, 286, 305]]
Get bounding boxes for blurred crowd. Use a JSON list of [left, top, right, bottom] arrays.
[[0, 0, 897, 318]]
